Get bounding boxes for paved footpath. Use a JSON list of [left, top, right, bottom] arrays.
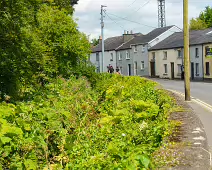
[[150, 78, 212, 156]]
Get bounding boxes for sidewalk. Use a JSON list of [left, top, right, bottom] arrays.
[[188, 102, 212, 152]]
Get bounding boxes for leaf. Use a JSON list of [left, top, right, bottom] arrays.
[[0, 137, 12, 144], [136, 155, 150, 169], [24, 159, 37, 170]]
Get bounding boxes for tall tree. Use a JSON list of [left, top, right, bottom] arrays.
[[190, 6, 212, 30], [0, 0, 91, 99]]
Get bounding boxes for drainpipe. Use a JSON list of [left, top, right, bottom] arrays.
[[202, 44, 204, 81]]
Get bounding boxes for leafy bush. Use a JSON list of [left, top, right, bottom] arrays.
[[0, 75, 175, 169]]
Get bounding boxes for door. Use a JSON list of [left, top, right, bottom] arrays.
[[128, 64, 131, 76], [171, 62, 174, 79], [150, 62, 155, 77], [191, 62, 194, 80]]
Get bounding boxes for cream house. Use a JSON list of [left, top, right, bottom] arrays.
[[148, 28, 212, 80]]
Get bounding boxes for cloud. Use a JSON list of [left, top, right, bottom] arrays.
[[74, 0, 209, 40]]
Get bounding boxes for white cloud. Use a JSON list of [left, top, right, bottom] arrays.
[[74, 0, 210, 40]]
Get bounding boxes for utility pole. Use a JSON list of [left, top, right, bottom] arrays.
[[101, 5, 106, 73], [183, 0, 191, 101]]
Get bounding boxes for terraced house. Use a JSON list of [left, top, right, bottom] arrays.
[[90, 32, 141, 73], [116, 25, 181, 76], [148, 28, 212, 81]]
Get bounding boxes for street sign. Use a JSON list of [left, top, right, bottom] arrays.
[[206, 47, 212, 58]]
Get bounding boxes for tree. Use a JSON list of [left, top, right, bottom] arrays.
[[91, 38, 99, 46], [190, 6, 212, 30], [189, 18, 208, 30], [0, 0, 92, 99]]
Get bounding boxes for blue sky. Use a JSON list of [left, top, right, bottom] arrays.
[[74, 0, 211, 40]]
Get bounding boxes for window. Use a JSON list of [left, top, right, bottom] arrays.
[[141, 61, 144, 70], [96, 53, 99, 61], [196, 63, 199, 76], [164, 64, 167, 74], [142, 45, 145, 53], [152, 52, 155, 60], [177, 50, 182, 58], [110, 53, 113, 61], [206, 62, 210, 75], [134, 45, 137, 52], [177, 64, 181, 74], [118, 52, 122, 60], [195, 48, 199, 58], [96, 67, 100, 73], [163, 51, 167, 60], [134, 61, 137, 75], [126, 51, 130, 59]]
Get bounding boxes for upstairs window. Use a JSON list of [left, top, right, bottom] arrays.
[[134, 45, 138, 52], [152, 52, 155, 60], [110, 53, 113, 61], [195, 48, 199, 58], [163, 51, 167, 60], [178, 50, 182, 58], [142, 45, 145, 53], [126, 51, 130, 59]]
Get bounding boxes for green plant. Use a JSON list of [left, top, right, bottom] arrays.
[[0, 75, 176, 169]]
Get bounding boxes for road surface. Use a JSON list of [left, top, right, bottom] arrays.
[[151, 78, 212, 153], [152, 79, 212, 106]]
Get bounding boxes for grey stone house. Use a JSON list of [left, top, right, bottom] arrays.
[[148, 28, 212, 81], [116, 25, 181, 76], [90, 32, 141, 73]]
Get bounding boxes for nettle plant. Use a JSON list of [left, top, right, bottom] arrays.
[[0, 75, 175, 169]]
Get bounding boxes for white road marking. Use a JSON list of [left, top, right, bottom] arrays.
[[168, 89, 212, 113]]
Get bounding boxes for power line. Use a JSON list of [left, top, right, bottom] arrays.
[[123, 0, 152, 19], [104, 11, 125, 30], [106, 12, 166, 30]]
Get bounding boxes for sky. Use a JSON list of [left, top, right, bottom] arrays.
[[74, 0, 211, 40]]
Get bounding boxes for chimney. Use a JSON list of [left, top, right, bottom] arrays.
[[130, 30, 133, 34], [123, 30, 134, 42], [98, 36, 102, 44]]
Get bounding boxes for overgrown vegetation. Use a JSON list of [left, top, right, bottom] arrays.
[[0, 74, 176, 169], [0, 0, 89, 100]]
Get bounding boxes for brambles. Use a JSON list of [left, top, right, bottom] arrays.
[[0, 75, 176, 169]]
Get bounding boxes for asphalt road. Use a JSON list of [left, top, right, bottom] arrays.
[[152, 79, 212, 106], [151, 78, 212, 152]]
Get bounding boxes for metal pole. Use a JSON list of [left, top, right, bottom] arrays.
[[183, 0, 191, 101], [101, 5, 106, 73]]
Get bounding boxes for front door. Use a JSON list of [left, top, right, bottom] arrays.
[[150, 62, 155, 77], [191, 62, 194, 80], [128, 64, 131, 76], [171, 62, 174, 79]]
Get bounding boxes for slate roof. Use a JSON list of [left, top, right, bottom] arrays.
[[117, 25, 175, 50], [149, 28, 212, 51], [92, 36, 124, 53]]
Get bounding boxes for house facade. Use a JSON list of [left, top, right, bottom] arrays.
[[149, 46, 203, 80], [90, 33, 139, 73], [148, 28, 212, 80], [116, 25, 181, 76]]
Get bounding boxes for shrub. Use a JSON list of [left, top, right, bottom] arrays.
[[0, 75, 175, 169]]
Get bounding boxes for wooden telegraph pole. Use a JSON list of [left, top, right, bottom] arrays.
[[183, 0, 191, 101]]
